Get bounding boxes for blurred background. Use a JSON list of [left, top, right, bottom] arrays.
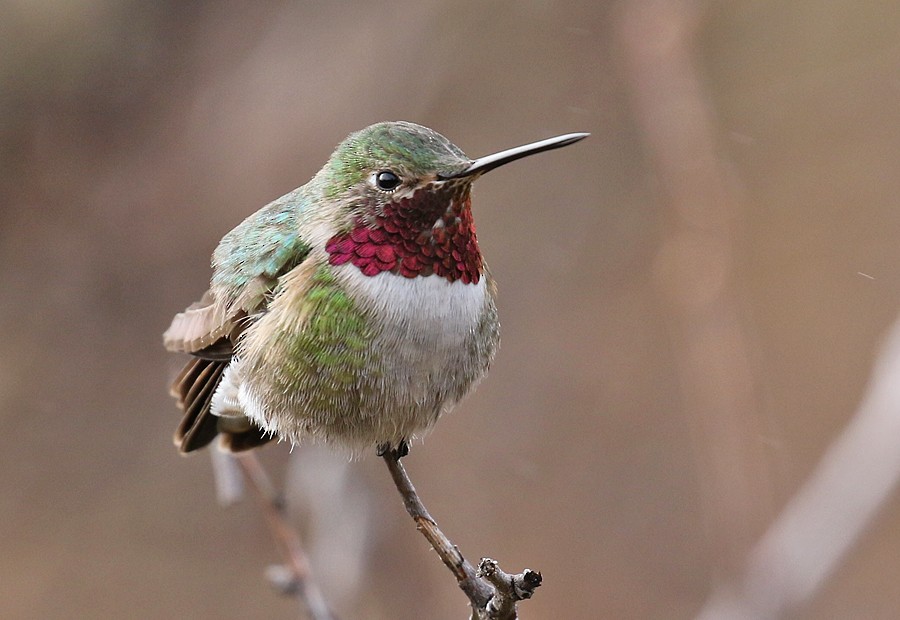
[[3, 1, 900, 618]]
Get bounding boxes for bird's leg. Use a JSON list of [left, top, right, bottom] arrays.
[[395, 439, 410, 458], [375, 439, 409, 459]]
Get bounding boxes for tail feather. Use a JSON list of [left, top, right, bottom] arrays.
[[170, 357, 274, 454], [176, 360, 224, 452], [181, 360, 221, 413], [170, 356, 208, 401]]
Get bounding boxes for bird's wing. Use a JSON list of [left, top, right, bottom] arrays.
[[161, 277, 270, 357], [164, 194, 311, 454], [163, 194, 311, 356]]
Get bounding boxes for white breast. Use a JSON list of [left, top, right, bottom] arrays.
[[339, 268, 487, 345]]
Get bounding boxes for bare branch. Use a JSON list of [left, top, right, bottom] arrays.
[[235, 452, 338, 620], [477, 558, 542, 620], [381, 452, 541, 619]]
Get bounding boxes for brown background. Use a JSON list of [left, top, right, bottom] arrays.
[[3, 1, 900, 618]]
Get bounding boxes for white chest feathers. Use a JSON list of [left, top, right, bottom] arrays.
[[339, 269, 487, 346]]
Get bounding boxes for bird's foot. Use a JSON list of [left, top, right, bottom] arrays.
[[395, 439, 410, 458], [376, 439, 409, 460]]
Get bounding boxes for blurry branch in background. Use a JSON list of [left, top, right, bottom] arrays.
[[618, 2, 900, 618], [209, 448, 541, 618], [697, 316, 900, 619], [210, 446, 245, 506], [233, 452, 338, 620], [617, 0, 773, 580], [382, 453, 542, 620]]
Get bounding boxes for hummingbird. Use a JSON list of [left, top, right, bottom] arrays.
[[164, 121, 588, 456]]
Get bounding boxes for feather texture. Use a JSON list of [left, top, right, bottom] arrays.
[[161, 122, 535, 454], [170, 357, 273, 453]]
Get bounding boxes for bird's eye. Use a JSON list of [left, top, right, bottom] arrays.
[[375, 170, 401, 191]]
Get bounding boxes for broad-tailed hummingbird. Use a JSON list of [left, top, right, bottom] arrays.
[[164, 121, 588, 456]]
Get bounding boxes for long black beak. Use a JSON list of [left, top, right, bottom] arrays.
[[439, 132, 589, 180]]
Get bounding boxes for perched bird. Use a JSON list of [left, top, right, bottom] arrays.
[[164, 121, 587, 456]]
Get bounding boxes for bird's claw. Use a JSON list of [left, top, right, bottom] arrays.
[[376, 439, 409, 459]]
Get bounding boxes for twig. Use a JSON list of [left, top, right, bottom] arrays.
[[697, 315, 900, 619], [235, 452, 338, 620], [477, 558, 542, 620], [381, 452, 541, 619]]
